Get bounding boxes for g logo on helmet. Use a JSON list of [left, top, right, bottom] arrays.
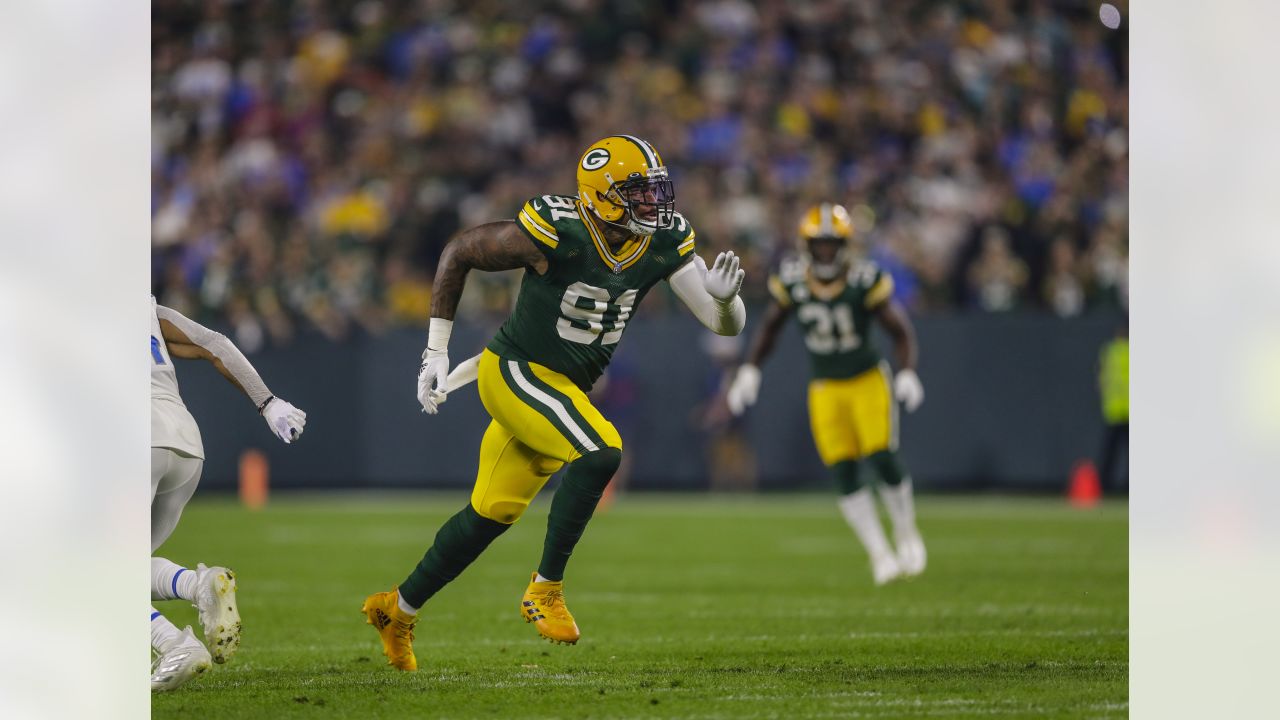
[[581, 148, 611, 171]]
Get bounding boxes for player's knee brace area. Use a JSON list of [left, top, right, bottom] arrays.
[[867, 450, 906, 486], [830, 460, 864, 495], [530, 456, 566, 477], [460, 503, 515, 536], [473, 493, 536, 525], [473, 456, 567, 524], [479, 501, 530, 525], [477, 456, 568, 524], [565, 447, 623, 494]]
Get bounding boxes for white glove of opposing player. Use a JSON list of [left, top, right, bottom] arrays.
[[893, 369, 925, 413], [726, 364, 761, 416], [417, 350, 450, 414], [261, 397, 307, 444], [698, 251, 746, 302]]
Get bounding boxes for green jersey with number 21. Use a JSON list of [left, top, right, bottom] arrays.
[[768, 256, 896, 380], [488, 194, 697, 391]]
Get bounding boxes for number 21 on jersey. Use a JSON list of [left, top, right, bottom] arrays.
[[798, 303, 860, 354]]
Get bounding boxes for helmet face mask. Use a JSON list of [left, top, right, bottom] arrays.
[[805, 236, 849, 281], [606, 167, 675, 235], [797, 203, 855, 282], [578, 136, 675, 237]]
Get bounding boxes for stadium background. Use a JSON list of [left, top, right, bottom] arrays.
[[150, 0, 1128, 493]]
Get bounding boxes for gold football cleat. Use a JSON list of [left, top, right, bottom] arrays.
[[361, 588, 418, 671], [520, 572, 580, 645]]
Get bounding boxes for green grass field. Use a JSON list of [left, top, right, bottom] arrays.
[[151, 493, 1127, 719]]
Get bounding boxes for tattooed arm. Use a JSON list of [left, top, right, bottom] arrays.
[[417, 221, 545, 413], [430, 220, 546, 320]]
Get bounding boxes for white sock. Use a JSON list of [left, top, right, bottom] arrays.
[[396, 593, 418, 617], [151, 557, 197, 601], [534, 573, 554, 583], [878, 479, 920, 539], [837, 489, 895, 563], [150, 608, 182, 653]]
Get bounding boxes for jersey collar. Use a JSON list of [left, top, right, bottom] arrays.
[[805, 267, 848, 300], [577, 201, 651, 274]]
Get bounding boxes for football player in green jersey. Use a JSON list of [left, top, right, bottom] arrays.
[[726, 203, 926, 586], [362, 136, 747, 670]]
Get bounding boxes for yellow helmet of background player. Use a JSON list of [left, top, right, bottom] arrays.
[[577, 135, 675, 236], [798, 202, 855, 281]]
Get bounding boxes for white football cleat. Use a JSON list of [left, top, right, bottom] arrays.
[[194, 563, 241, 663], [896, 532, 927, 577], [871, 554, 903, 586], [151, 626, 212, 692]]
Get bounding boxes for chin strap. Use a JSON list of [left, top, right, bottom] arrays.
[[594, 207, 654, 238]]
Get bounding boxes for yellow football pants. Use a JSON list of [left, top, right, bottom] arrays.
[[807, 363, 897, 466], [470, 349, 622, 524]]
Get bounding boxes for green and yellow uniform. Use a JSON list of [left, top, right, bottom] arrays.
[[471, 194, 696, 522], [375, 137, 694, 662], [768, 257, 897, 465]]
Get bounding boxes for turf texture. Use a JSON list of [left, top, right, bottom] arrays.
[[151, 493, 1127, 719]]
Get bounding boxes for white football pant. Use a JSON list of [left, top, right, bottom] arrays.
[[151, 447, 203, 553]]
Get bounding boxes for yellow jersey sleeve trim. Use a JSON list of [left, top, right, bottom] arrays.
[[767, 275, 792, 307], [518, 209, 559, 248], [677, 231, 696, 257], [865, 274, 894, 308], [522, 201, 557, 234]]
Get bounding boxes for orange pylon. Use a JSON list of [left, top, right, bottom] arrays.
[[239, 449, 269, 510], [1068, 460, 1101, 508]]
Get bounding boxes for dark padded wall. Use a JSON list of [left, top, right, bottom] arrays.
[[173, 311, 1122, 492]]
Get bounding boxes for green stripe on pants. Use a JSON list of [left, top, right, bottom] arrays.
[[498, 358, 595, 455], [516, 361, 608, 451]]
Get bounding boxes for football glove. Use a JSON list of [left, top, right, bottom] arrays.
[[418, 318, 453, 414], [420, 353, 482, 414], [417, 351, 450, 414], [261, 397, 306, 443], [698, 251, 745, 302], [726, 364, 761, 416], [893, 369, 924, 413]]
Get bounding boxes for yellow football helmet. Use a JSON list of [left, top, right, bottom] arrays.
[[798, 202, 855, 281], [577, 135, 675, 236]]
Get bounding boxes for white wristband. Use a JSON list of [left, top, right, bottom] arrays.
[[426, 317, 453, 354]]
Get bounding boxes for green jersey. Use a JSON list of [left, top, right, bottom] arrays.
[[768, 257, 895, 380], [488, 194, 697, 391]]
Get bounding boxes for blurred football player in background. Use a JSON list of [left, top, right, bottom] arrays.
[[150, 297, 307, 691], [1097, 321, 1129, 493], [361, 135, 747, 671], [727, 204, 926, 585]]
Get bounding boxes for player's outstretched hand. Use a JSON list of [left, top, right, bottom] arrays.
[[262, 397, 307, 443], [726, 364, 761, 416], [698, 251, 745, 302], [893, 369, 925, 413], [417, 351, 450, 414]]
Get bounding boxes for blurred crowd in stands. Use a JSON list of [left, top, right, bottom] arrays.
[[152, 0, 1127, 350]]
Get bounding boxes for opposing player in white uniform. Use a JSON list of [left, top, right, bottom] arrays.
[[149, 297, 307, 691]]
